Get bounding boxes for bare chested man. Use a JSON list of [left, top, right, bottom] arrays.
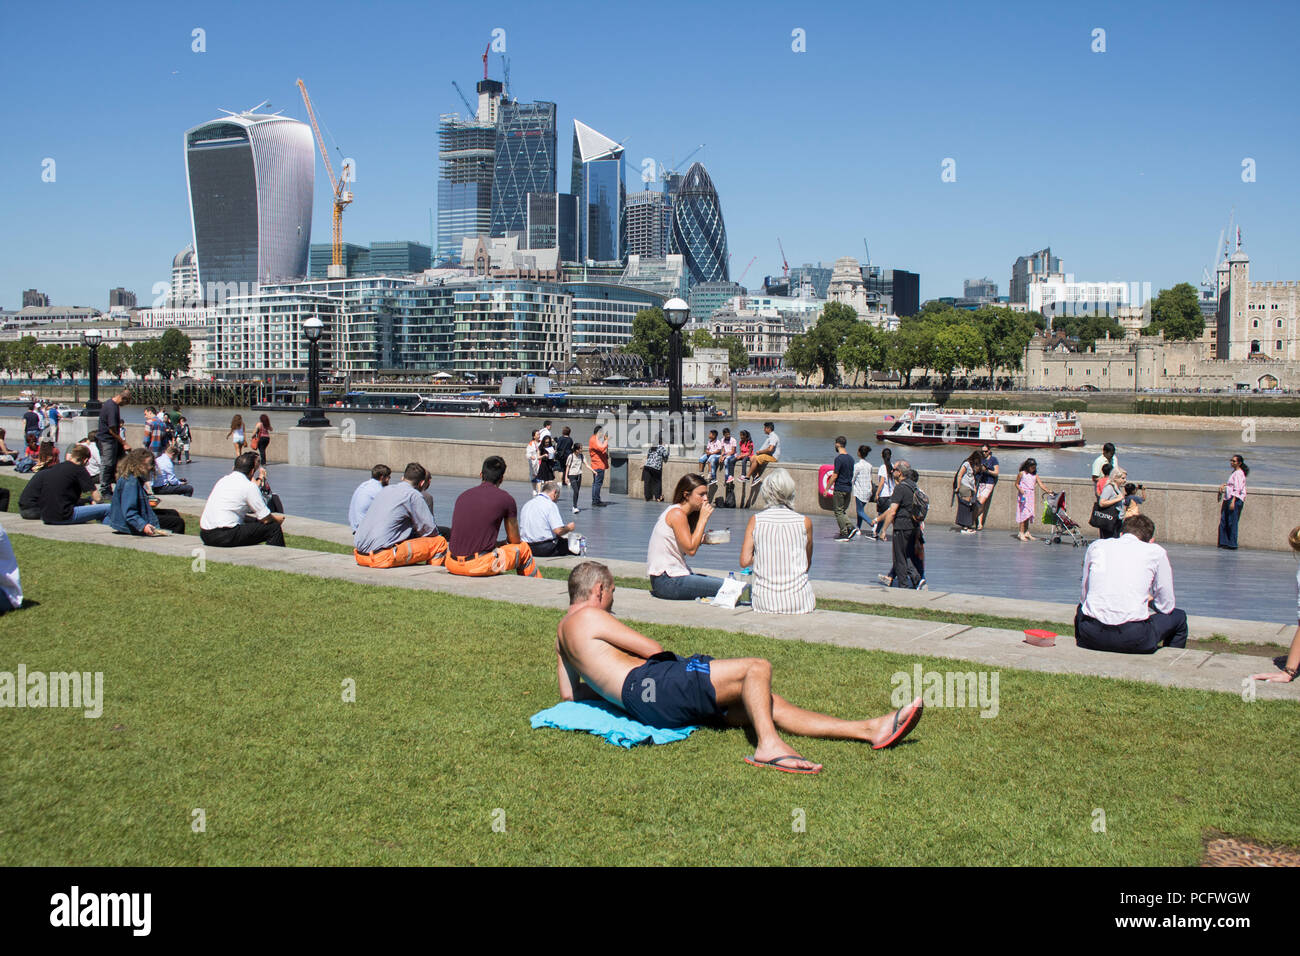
[[556, 562, 923, 774]]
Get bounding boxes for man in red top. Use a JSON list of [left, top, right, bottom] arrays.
[[588, 425, 610, 508], [445, 455, 541, 577]]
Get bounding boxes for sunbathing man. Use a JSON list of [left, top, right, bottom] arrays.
[[555, 562, 923, 774]]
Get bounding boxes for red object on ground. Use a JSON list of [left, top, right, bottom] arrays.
[[1023, 629, 1057, 647]]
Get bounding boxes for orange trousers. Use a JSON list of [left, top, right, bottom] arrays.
[[354, 535, 447, 569], [444, 542, 541, 578]]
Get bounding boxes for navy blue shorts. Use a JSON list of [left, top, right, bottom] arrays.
[[621, 652, 725, 728]]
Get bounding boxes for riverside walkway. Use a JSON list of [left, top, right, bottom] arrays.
[[4, 507, 1297, 702]]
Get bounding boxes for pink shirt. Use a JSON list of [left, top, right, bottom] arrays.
[[1225, 469, 1247, 501]]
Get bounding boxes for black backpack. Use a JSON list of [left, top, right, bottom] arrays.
[[902, 479, 929, 523]]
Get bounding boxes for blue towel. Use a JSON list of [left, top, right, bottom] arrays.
[[530, 700, 697, 748]]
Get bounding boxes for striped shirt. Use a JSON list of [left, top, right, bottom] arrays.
[[750, 506, 815, 614]]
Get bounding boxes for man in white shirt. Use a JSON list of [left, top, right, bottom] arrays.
[[199, 452, 287, 547], [1075, 513, 1186, 654], [348, 464, 392, 532], [518, 481, 574, 557], [1090, 442, 1119, 482], [749, 422, 781, 482]]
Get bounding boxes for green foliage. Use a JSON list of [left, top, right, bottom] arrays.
[[837, 322, 883, 385], [156, 329, 192, 379], [782, 335, 817, 383], [970, 306, 1036, 372], [625, 307, 691, 379], [1148, 282, 1205, 341], [103, 344, 131, 379], [931, 324, 986, 378], [1053, 314, 1125, 348]]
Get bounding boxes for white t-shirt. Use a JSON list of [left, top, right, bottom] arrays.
[[200, 472, 271, 530], [79, 442, 102, 478], [519, 494, 564, 543], [647, 505, 691, 577], [878, 463, 896, 499], [758, 430, 781, 460]]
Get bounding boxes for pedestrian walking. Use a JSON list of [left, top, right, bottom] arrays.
[[1217, 454, 1249, 549], [852, 444, 875, 536], [871, 447, 895, 539], [536, 435, 556, 483], [953, 450, 981, 533], [252, 414, 273, 464], [566, 444, 585, 514], [228, 415, 246, 459], [831, 436, 857, 541], [526, 429, 542, 494]]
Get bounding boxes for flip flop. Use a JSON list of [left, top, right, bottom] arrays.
[[744, 754, 821, 775], [872, 697, 923, 750]]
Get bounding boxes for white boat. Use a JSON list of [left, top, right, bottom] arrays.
[[403, 394, 520, 418], [876, 403, 1085, 449]]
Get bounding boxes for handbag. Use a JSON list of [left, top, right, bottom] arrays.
[[1088, 500, 1120, 535]]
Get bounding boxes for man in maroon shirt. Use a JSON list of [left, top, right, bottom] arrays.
[[446, 456, 541, 577]]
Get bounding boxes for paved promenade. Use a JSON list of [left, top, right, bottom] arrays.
[[145, 455, 1300, 625], [4, 509, 1297, 702]]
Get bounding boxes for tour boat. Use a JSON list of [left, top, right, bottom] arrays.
[[876, 403, 1085, 449], [403, 394, 520, 418]]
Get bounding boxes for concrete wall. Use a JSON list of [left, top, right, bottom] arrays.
[[9, 416, 1295, 552]]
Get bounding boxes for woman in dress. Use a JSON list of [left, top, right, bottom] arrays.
[[740, 468, 815, 614], [526, 429, 541, 495], [536, 435, 556, 483], [1217, 454, 1249, 549], [1014, 458, 1052, 541], [647, 474, 724, 601], [953, 450, 981, 533], [251, 414, 274, 464], [228, 415, 246, 459], [642, 432, 668, 502]]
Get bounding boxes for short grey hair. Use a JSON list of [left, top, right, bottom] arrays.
[[541, 481, 560, 496], [568, 561, 613, 603], [761, 467, 797, 507], [895, 458, 911, 472]]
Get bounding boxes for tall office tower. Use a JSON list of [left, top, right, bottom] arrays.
[[368, 241, 432, 275], [625, 190, 672, 258], [526, 192, 580, 262], [22, 289, 50, 307], [109, 287, 137, 309], [310, 243, 370, 279], [169, 245, 199, 307], [1010, 248, 1063, 304], [669, 162, 729, 285], [964, 277, 998, 301], [184, 110, 314, 303], [491, 100, 557, 239], [570, 120, 625, 262], [437, 78, 503, 262]]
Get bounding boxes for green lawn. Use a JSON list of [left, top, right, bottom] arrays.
[[2, 533, 1296, 866]]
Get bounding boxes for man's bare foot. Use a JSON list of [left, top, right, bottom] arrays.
[[750, 740, 821, 773], [867, 696, 924, 749]]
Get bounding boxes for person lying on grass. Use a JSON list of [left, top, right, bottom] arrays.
[[555, 561, 923, 775]]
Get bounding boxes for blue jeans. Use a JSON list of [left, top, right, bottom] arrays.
[[700, 453, 721, 478], [591, 467, 605, 504], [722, 454, 738, 479], [650, 572, 725, 600], [47, 504, 111, 525], [1218, 499, 1243, 548], [855, 496, 871, 528]]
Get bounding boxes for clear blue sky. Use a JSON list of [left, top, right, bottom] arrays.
[[3, 0, 1297, 310]]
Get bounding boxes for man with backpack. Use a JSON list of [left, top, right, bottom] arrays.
[[875, 458, 927, 590]]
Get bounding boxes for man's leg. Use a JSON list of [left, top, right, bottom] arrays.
[[527, 536, 564, 558], [833, 491, 852, 535], [890, 528, 914, 587], [1151, 607, 1188, 649], [494, 542, 541, 577], [155, 510, 186, 534], [591, 468, 604, 505], [69, 504, 111, 524], [97, 440, 118, 498]]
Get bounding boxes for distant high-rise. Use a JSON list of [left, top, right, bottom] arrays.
[[309, 241, 431, 278], [185, 111, 314, 303], [670, 162, 729, 285], [964, 277, 998, 301], [170, 245, 198, 307], [437, 78, 503, 262], [22, 289, 49, 307], [525, 192, 579, 262], [109, 287, 137, 310], [571, 120, 625, 263], [491, 100, 557, 240], [625, 190, 672, 259], [1010, 248, 1063, 305]]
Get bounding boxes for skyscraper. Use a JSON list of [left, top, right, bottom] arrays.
[[669, 163, 729, 285], [491, 100, 557, 239], [185, 110, 314, 303], [169, 245, 198, 307], [571, 120, 625, 263], [437, 78, 502, 262], [1010, 248, 1063, 304], [525, 192, 579, 262], [625, 190, 672, 259]]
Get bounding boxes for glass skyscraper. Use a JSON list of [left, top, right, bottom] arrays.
[[669, 162, 729, 285], [526, 192, 579, 262], [436, 79, 502, 263], [571, 120, 625, 263], [491, 101, 557, 239], [185, 111, 314, 304]]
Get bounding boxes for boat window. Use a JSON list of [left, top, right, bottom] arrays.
[[1002, 423, 1023, 433]]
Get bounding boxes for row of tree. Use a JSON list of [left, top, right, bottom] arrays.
[[624, 307, 750, 377], [0, 330, 192, 381]]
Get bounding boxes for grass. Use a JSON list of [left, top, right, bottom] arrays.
[[2, 532, 1297, 866]]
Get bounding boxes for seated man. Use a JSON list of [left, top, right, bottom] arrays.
[[1075, 513, 1187, 654], [20, 444, 110, 525], [519, 481, 575, 558], [353, 462, 448, 568], [697, 430, 722, 482], [749, 422, 781, 482], [152, 443, 194, 496], [556, 562, 923, 774], [445, 455, 540, 578], [199, 452, 287, 548], [348, 464, 392, 532]]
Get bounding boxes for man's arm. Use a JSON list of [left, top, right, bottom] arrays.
[[555, 646, 601, 702], [591, 613, 664, 659], [504, 515, 522, 545], [409, 489, 437, 538], [1150, 550, 1175, 614], [878, 501, 900, 536]]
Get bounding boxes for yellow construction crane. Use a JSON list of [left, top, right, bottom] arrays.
[[296, 78, 353, 273]]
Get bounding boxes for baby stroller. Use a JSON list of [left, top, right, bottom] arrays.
[[1042, 491, 1084, 547]]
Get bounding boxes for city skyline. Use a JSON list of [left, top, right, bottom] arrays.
[[3, 0, 1299, 309]]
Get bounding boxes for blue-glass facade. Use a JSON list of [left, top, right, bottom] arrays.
[[491, 101, 557, 239], [526, 192, 579, 262], [571, 121, 625, 263], [669, 162, 729, 286], [565, 281, 663, 351], [436, 116, 497, 262]]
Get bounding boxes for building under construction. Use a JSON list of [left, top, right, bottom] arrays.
[[436, 76, 502, 262]]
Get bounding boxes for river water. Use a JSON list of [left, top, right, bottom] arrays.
[[178, 407, 1300, 489]]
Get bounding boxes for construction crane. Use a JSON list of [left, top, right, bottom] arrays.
[[777, 238, 789, 280], [737, 255, 758, 284], [451, 80, 475, 117], [500, 53, 511, 101], [863, 238, 871, 270], [1202, 208, 1235, 293], [297, 78, 353, 273]]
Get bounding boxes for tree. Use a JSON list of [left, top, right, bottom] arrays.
[[931, 324, 987, 380], [129, 340, 160, 379], [11, 336, 40, 381], [625, 307, 690, 379], [838, 322, 883, 385], [1148, 282, 1205, 340], [56, 345, 88, 381], [717, 335, 749, 372], [690, 328, 716, 349], [104, 343, 131, 380], [1054, 313, 1125, 349], [782, 335, 818, 384], [883, 322, 934, 388], [805, 301, 859, 385], [156, 328, 193, 379], [972, 306, 1036, 372]]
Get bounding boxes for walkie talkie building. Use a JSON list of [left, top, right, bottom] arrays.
[[185, 111, 314, 304], [670, 162, 729, 285]]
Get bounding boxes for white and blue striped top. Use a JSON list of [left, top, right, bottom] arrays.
[[751, 506, 815, 615]]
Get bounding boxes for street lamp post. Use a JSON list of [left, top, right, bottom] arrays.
[[297, 316, 331, 427], [82, 328, 103, 418], [663, 298, 691, 447]]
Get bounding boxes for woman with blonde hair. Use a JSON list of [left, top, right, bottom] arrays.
[[1252, 525, 1300, 683], [740, 468, 815, 614], [228, 414, 246, 459], [105, 448, 186, 536]]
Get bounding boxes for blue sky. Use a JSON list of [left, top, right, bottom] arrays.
[[3, 0, 1297, 310]]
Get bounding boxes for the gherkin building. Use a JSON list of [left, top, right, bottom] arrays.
[[670, 162, 729, 285]]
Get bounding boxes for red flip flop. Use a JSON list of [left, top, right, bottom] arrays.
[[744, 754, 821, 775], [873, 697, 923, 750]]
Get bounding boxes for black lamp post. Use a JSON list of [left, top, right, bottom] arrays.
[[82, 328, 103, 418], [663, 298, 690, 447], [297, 316, 331, 427]]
